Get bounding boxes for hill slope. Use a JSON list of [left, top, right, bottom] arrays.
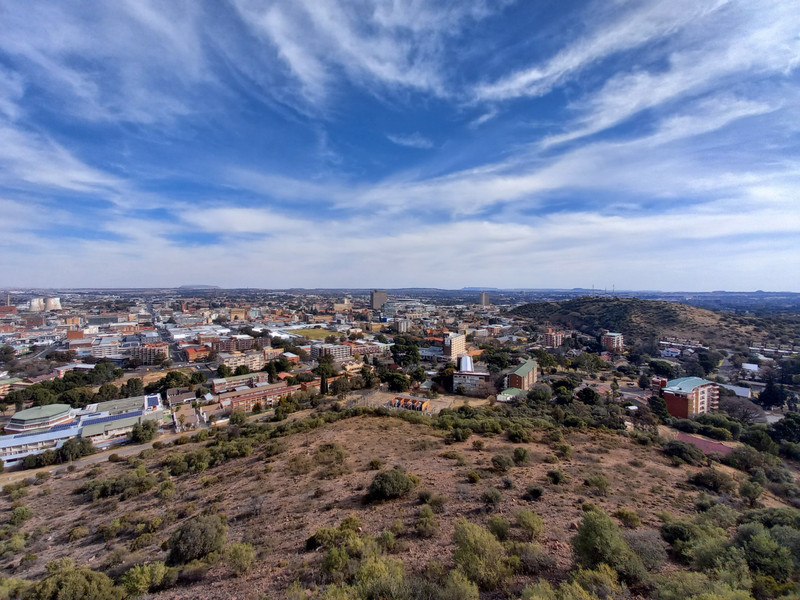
[[509, 297, 780, 349]]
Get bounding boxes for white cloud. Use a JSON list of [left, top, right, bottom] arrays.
[[386, 132, 434, 149], [473, 0, 732, 102]]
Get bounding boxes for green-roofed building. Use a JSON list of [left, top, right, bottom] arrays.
[[498, 387, 524, 402], [5, 404, 76, 434], [507, 358, 538, 391]]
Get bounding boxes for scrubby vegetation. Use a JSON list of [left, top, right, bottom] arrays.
[[1, 396, 799, 600]]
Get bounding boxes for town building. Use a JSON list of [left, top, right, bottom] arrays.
[[310, 344, 351, 362], [4, 404, 76, 434], [370, 290, 388, 310], [218, 383, 301, 412], [600, 331, 624, 352], [544, 328, 564, 348], [218, 350, 266, 371], [444, 332, 466, 361], [130, 342, 169, 364], [506, 358, 538, 391], [452, 370, 492, 396], [479, 292, 490, 306], [653, 376, 719, 418]]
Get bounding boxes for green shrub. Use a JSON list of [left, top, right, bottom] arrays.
[[482, 488, 502, 510], [167, 515, 228, 565], [368, 458, 383, 470], [158, 480, 176, 500], [367, 467, 419, 502], [584, 472, 610, 496], [546, 470, 565, 484], [68, 525, 90, 542], [24, 558, 124, 600], [120, 562, 168, 596], [10, 505, 32, 526], [452, 519, 511, 590], [623, 529, 667, 571], [739, 479, 763, 507], [689, 468, 736, 493], [416, 505, 440, 538], [467, 471, 481, 484], [613, 508, 641, 528], [524, 485, 544, 501], [513, 447, 531, 465], [487, 515, 510, 541], [440, 570, 479, 600], [516, 509, 544, 540], [572, 509, 646, 584], [663, 440, 706, 466], [491, 454, 514, 472], [226, 542, 255, 576], [508, 541, 556, 575], [507, 424, 532, 443], [471, 440, 485, 451]]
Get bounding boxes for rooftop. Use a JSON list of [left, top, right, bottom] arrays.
[[510, 358, 537, 378], [663, 377, 716, 394], [9, 404, 72, 422]]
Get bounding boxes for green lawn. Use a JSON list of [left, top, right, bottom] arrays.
[[286, 328, 333, 340]]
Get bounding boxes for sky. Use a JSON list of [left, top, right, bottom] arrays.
[[0, 0, 799, 291]]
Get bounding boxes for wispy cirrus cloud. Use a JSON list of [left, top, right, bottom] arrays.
[[386, 132, 434, 149]]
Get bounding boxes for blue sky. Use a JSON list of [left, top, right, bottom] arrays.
[[0, 0, 798, 290]]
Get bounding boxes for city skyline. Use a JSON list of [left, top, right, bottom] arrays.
[[1, 1, 798, 290]]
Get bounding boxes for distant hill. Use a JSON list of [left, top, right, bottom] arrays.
[[508, 296, 795, 349], [178, 284, 220, 290]]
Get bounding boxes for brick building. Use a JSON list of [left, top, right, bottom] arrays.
[[652, 376, 719, 418]]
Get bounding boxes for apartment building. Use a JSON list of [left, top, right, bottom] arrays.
[[653, 376, 719, 418], [507, 358, 538, 391]]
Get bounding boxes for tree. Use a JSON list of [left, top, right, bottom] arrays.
[[759, 376, 786, 410], [739, 480, 763, 507], [331, 378, 351, 398], [229, 410, 247, 425], [217, 364, 233, 378], [25, 558, 124, 600], [167, 515, 228, 565], [129, 419, 158, 444], [572, 509, 645, 584], [0, 344, 15, 364], [638, 374, 651, 390], [120, 378, 144, 397], [367, 467, 419, 501], [233, 365, 250, 376], [648, 395, 670, 422], [190, 372, 207, 385]]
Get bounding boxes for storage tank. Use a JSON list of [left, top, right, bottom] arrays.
[[44, 297, 62, 311], [29, 297, 45, 312]]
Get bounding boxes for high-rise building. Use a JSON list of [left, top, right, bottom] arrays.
[[444, 332, 466, 360], [600, 331, 624, 352], [479, 292, 490, 306], [544, 328, 564, 348], [370, 290, 388, 310]]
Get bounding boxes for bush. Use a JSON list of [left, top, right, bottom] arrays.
[[482, 488, 502, 510], [739, 479, 764, 507], [229, 411, 248, 426], [491, 454, 514, 472], [510, 542, 556, 576], [441, 570, 479, 600], [572, 509, 646, 584], [368, 458, 383, 470], [507, 424, 532, 443], [467, 471, 481, 484], [452, 519, 511, 590], [68, 525, 90, 542], [471, 440, 485, 451], [25, 558, 124, 600], [226, 542, 255, 576], [547, 470, 565, 484], [10, 505, 32, 526], [487, 515, 510, 540], [663, 440, 706, 466], [613, 508, 641, 528], [120, 562, 168, 596], [513, 447, 531, 465], [367, 467, 419, 502], [624, 529, 668, 571], [524, 485, 544, 501], [689, 468, 736, 493], [583, 472, 610, 496], [416, 505, 440, 538], [129, 419, 159, 444], [516, 509, 544, 540], [167, 515, 228, 565]]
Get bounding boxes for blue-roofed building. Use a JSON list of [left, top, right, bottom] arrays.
[[654, 376, 719, 418]]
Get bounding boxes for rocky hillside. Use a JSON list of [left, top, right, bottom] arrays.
[[509, 296, 795, 349], [1, 402, 799, 600]]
